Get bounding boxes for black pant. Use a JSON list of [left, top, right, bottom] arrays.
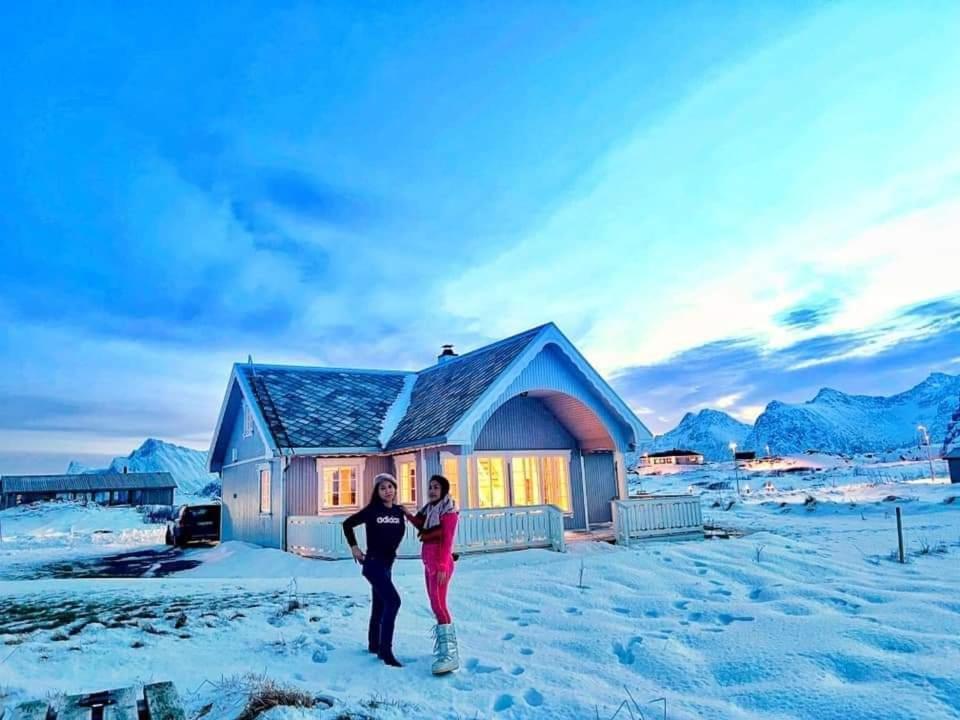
[[362, 556, 401, 654]]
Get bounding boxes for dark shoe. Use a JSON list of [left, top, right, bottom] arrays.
[[378, 649, 403, 667]]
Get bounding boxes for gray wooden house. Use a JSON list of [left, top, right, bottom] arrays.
[[207, 323, 667, 555], [0, 472, 176, 509]]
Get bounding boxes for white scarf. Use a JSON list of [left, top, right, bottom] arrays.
[[423, 495, 456, 530]]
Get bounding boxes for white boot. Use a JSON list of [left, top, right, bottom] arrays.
[[432, 623, 459, 675]]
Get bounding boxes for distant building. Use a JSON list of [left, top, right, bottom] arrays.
[[947, 446, 960, 484], [640, 449, 704, 466], [0, 472, 176, 509], [734, 450, 757, 461]]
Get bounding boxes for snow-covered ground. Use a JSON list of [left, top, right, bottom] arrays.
[[1, 460, 959, 719]]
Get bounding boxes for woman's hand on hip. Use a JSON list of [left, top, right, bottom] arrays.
[[350, 546, 365, 564]]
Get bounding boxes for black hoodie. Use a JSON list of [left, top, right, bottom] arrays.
[[342, 502, 407, 562]]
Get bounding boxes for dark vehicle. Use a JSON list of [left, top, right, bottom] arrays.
[[165, 503, 221, 547]]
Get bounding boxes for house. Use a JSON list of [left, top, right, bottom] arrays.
[[207, 323, 655, 553], [640, 449, 704, 466], [734, 450, 756, 462], [0, 472, 176, 509]]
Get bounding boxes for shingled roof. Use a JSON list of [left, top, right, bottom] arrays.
[[239, 365, 409, 450], [1, 472, 177, 494], [385, 325, 545, 450]]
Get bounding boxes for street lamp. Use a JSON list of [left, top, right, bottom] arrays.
[[918, 425, 937, 484], [729, 442, 741, 495]]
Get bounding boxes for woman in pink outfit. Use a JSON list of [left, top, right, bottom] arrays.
[[407, 474, 460, 674]]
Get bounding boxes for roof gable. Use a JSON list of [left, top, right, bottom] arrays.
[[385, 325, 547, 450], [239, 365, 409, 450]]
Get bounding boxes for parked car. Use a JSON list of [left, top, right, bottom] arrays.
[[165, 502, 221, 547]]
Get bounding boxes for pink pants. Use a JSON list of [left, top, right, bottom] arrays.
[[425, 567, 453, 624]]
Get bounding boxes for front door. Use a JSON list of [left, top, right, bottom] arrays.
[[584, 451, 618, 525]]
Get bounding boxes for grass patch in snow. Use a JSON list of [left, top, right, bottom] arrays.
[[235, 675, 330, 720]]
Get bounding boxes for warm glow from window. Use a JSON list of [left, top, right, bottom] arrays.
[[477, 457, 507, 508], [259, 468, 271, 513], [541, 456, 571, 512], [398, 459, 417, 505], [441, 455, 459, 506], [322, 465, 358, 508], [510, 456, 541, 506]]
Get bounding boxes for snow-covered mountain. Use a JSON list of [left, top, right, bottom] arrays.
[[745, 373, 960, 455], [651, 409, 752, 461], [67, 438, 218, 496]]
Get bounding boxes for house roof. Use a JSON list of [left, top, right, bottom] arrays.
[[645, 449, 702, 458], [211, 322, 649, 463], [385, 324, 546, 450], [239, 365, 409, 450], [0, 472, 177, 494]]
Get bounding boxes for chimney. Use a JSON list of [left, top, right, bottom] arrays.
[[437, 344, 458, 364]]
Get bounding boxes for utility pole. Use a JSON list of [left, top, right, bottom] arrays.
[[918, 425, 936, 484], [729, 442, 740, 495]]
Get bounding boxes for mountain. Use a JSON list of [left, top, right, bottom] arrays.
[[67, 438, 218, 496], [651, 409, 752, 462], [745, 373, 960, 455]]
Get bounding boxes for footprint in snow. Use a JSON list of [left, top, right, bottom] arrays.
[[612, 607, 631, 615], [524, 689, 544, 707], [520, 608, 540, 614], [717, 614, 754, 625], [464, 658, 500, 674], [510, 666, 525, 676], [673, 600, 690, 611], [644, 609, 660, 618], [565, 607, 583, 616], [519, 647, 534, 656], [493, 695, 514, 712], [502, 632, 515, 641]]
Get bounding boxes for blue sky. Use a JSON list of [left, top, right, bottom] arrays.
[[2, 2, 959, 472]]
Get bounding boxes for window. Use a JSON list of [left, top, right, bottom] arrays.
[[510, 456, 542, 506], [541, 455, 571, 512], [259, 467, 271, 513], [441, 454, 460, 506], [243, 401, 254, 438], [472, 452, 571, 512], [397, 457, 417, 505], [322, 465, 358, 508], [316, 459, 365, 510], [231, 448, 238, 464], [476, 457, 507, 508]]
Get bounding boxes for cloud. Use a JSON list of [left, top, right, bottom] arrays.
[[777, 300, 838, 330], [612, 302, 960, 433]]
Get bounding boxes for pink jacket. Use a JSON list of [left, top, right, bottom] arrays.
[[410, 511, 458, 573]]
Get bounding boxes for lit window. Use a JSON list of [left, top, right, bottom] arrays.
[[259, 467, 271, 513], [441, 454, 460, 506], [243, 401, 254, 438], [510, 456, 542, 506], [477, 457, 507, 508], [541, 456, 571, 512], [397, 457, 417, 505], [322, 465, 358, 508]]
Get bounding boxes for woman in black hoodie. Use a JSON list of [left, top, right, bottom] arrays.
[[342, 473, 408, 667]]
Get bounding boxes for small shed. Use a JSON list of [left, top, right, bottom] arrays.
[[947, 447, 960, 484], [0, 472, 177, 509]]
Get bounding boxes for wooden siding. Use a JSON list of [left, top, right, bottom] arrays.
[[470, 344, 633, 452], [475, 396, 577, 450], [285, 454, 392, 517], [224, 389, 269, 463], [221, 457, 284, 548]]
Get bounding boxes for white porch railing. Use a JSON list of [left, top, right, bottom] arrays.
[[613, 495, 704, 544], [287, 504, 566, 560]]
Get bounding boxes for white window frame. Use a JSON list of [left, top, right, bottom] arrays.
[[471, 450, 573, 514], [257, 463, 272, 515], [394, 453, 418, 507], [243, 401, 254, 438], [439, 451, 466, 506], [316, 458, 366, 512]]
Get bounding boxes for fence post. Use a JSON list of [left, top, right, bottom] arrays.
[[896, 506, 905, 564]]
